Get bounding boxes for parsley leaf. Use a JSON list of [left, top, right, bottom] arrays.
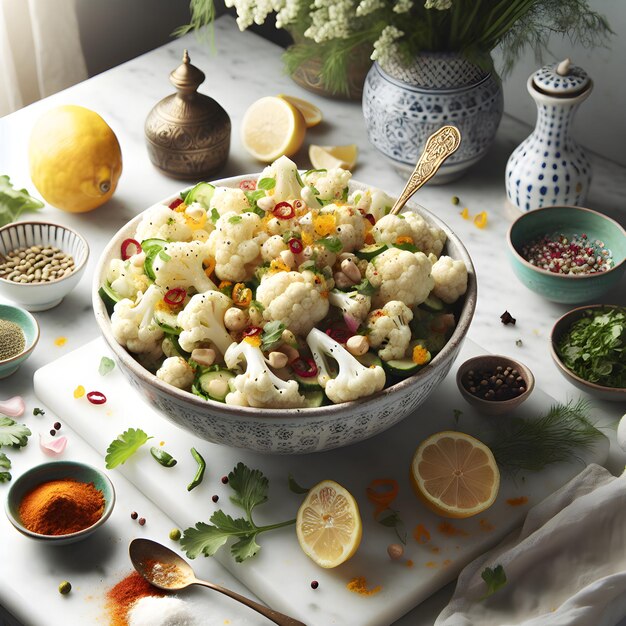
[[377, 508, 407, 544], [355, 278, 376, 296], [210, 208, 220, 224], [0, 451, 11, 482], [480, 565, 507, 600], [0, 417, 31, 448], [228, 462, 269, 517], [257, 177, 276, 190], [33, 407, 45, 416], [105, 428, 152, 469], [244, 190, 266, 217], [260, 320, 286, 351], [0, 175, 44, 227], [228, 215, 243, 224], [99, 356, 115, 376], [317, 237, 343, 253]]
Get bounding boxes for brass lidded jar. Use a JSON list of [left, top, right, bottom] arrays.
[[145, 50, 231, 180]]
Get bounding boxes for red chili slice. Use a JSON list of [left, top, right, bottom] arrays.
[[288, 238, 304, 255], [325, 327, 350, 344], [292, 357, 318, 378], [239, 179, 257, 191], [169, 198, 184, 209], [243, 326, 262, 337], [86, 391, 107, 405], [273, 202, 295, 220], [121, 238, 141, 260], [164, 287, 187, 306], [364, 213, 376, 226]]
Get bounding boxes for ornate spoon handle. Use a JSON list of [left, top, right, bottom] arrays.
[[389, 125, 461, 215]]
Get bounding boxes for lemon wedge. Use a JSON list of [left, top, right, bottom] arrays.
[[309, 144, 358, 170], [241, 96, 306, 163], [277, 94, 322, 128], [296, 479, 362, 568]]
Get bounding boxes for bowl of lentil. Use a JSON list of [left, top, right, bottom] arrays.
[[0, 303, 39, 378], [5, 460, 115, 545], [0, 221, 89, 311], [456, 354, 535, 417], [550, 304, 626, 402], [507, 206, 626, 304]]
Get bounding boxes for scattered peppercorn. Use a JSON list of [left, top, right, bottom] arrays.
[[58, 581, 72, 595], [138, 517, 146, 526], [33, 407, 45, 416], [310, 581, 319, 589], [49, 429, 56, 436], [462, 364, 527, 401], [221, 475, 229, 484], [169, 528, 181, 541], [387, 543, 404, 560], [500, 310, 516, 325], [130, 511, 138, 520], [451, 196, 460, 205], [54, 422, 61, 430], [212, 494, 219, 503]]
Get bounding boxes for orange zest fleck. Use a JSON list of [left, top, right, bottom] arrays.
[[412, 523, 431, 544], [442, 559, 452, 567], [506, 496, 529, 507], [473, 211, 488, 229], [243, 335, 262, 347], [430, 546, 440, 554], [395, 236, 414, 245], [405, 559, 414, 568], [460, 207, 470, 220], [54, 336, 67, 347], [425, 561, 437, 568], [438, 522, 468, 537], [479, 519, 495, 532], [203, 257, 216, 277], [232, 283, 252, 307], [313, 213, 336, 237], [346, 577, 382, 596], [366, 478, 399, 518], [73, 385, 85, 399], [269, 259, 291, 273], [412, 344, 430, 365]]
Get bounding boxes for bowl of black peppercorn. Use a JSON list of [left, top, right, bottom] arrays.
[[456, 355, 535, 416]]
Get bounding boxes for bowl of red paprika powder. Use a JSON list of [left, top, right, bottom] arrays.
[[5, 461, 115, 545]]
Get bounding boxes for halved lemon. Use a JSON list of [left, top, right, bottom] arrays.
[[309, 144, 358, 170], [410, 431, 500, 519], [278, 94, 322, 128], [241, 96, 306, 163], [296, 479, 362, 568]]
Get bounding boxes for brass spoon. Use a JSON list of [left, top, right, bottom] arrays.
[[389, 125, 462, 215], [129, 538, 306, 626]]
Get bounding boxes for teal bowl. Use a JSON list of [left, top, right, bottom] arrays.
[[507, 206, 626, 304], [5, 461, 115, 545], [0, 304, 40, 378]]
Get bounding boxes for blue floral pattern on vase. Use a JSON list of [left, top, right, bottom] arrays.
[[362, 53, 503, 184]]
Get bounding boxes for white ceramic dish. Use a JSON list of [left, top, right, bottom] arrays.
[[92, 175, 477, 454]]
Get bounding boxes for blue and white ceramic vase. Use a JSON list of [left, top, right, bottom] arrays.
[[362, 52, 503, 184], [506, 59, 593, 211]]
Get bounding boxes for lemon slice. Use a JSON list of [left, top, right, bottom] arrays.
[[241, 96, 306, 163], [411, 431, 500, 519], [277, 94, 322, 128], [309, 144, 358, 170], [296, 479, 362, 568]]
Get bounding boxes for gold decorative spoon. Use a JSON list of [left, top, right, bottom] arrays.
[[129, 538, 306, 626], [389, 125, 462, 215]]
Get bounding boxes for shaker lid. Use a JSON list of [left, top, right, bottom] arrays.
[[532, 58, 591, 96]]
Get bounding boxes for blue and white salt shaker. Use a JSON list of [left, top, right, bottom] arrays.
[[506, 59, 593, 211]]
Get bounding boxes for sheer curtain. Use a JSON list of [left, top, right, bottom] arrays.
[[0, 0, 87, 116]]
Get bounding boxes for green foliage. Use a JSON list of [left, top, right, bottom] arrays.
[[0, 176, 44, 227], [98, 356, 115, 376], [287, 473, 310, 494], [0, 452, 11, 482], [261, 320, 286, 351], [481, 565, 507, 600], [0, 417, 31, 448], [105, 428, 152, 469]]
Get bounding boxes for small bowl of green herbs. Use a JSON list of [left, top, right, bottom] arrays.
[[550, 304, 625, 402]]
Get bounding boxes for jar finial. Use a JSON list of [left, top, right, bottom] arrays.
[[556, 58, 571, 77], [169, 50, 205, 95]]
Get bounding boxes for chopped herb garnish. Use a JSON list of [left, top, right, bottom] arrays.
[[244, 190, 266, 216], [257, 177, 276, 190], [210, 208, 220, 224], [261, 320, 286, 351], [516, 339, 523, 347], [317, 236, 343, 253], [0, 417, 31, 448], [377, 508, 407, 544], [32, 407, 45, 416], [0, 452, 11, 482], [288, 474, 310, 494], [105, 428, 152, 469], [355, 278, 376, 296], [0, 175, 44, 227], [228, 215, 243, 224], [480, 565, 507, 600], [98, 356, 115, 376], [453, 408, 463, 425]]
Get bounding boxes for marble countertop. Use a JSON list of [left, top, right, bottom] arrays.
[[0, 14, 625, 626]]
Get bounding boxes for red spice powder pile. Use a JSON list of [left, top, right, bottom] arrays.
[[106, 571, 165, 626]]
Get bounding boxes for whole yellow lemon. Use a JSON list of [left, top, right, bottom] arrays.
[[29, 105, 123, 213]]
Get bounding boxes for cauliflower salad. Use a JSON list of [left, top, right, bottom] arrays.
[[100, 156, 468, 409]]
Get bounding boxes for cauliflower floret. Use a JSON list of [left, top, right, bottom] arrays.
[[255, 270, 329, 336], [207, 211, 268, 282], [152, 240, 217, 294], [261, 235, 288, 262], [177, 291, 234, 357], [106, 258, 150, 300], [321, 204, 366, 252], [366, 301, 414, 361], [348, 188, 394, 222], [373, 212, 446, 256], [209, 186, 249, 215], [366, 248, 434, 308], [156, 356, 195, 390], [328, 289, 371, 333], [261, 155, 303, 203], [303, 168, 351, 201], [135, 204, 194, 242], [111, 284, 165, 358], [224, 339, 304, 408], [431, 255, 468, 303], [306, 328, 385, 403]]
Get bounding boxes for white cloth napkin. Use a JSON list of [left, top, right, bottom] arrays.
[[436, 464, 626, 626]]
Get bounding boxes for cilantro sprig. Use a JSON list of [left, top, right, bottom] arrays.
[[105, 428, 152, 469], [0, 176, 44, 227], [0, 452, 11, 482], [260, 320, 285, 351], [480, 564, 507, 600], [0, 417, 31, 448], [181, 462, 296, 563]]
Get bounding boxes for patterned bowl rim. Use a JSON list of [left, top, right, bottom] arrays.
[[507, 205, 626, 281], [0, 221, 90, 287], [92, 174, 477, 421], [0, 303, 40, 365]]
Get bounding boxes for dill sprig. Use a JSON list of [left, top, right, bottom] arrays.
[[489, 399, 603, 473]]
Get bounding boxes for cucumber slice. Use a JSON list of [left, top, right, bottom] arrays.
[[154, 308, 181, 333], [184, 182, 215, 209], [197, 369, 235, 402], [140, 238, 168, 252], [356, 243, 388, 261], [356, 351, 383, 368], [302, 389, 325, 408], [98, 283, 121, 315], [383, 340, 431, 377], [294, 371, 323, 391], [421, 294, 445, 312]]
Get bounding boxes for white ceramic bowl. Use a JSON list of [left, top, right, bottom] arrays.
[[0, 221, 89, 311], [92, 175, 477, 454]]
